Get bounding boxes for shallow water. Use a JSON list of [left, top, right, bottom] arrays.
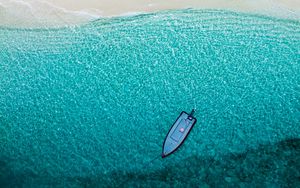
[[0, 9, 299, 187]]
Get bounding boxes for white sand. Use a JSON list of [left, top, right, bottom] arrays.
[[0, 0, 299, 28]]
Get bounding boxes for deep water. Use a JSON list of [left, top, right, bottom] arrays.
[[0, 9, 299, 187]]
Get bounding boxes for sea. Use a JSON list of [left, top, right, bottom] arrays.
[[0, 9, 299, 187]]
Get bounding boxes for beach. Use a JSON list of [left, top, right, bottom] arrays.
[[0, 0, 300, 28]]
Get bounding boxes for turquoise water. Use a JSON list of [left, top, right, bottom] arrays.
[[0, 9, 299, 187]]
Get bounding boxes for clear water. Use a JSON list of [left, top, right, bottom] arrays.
[[0, 9, 299, 187]]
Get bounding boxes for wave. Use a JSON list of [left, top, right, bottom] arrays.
[[0, 0, 299, 28], [0, 0, 102, 28]]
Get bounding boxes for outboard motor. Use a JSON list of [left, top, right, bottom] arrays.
[[188, 109, 195, 120]]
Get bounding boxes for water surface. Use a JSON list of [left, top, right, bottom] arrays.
[[0, 9, 299, 187]]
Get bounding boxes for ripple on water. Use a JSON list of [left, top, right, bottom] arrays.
[[0, 9, 299, 182]]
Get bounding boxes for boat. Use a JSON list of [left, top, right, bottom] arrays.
[[162, 109, 197, 158]]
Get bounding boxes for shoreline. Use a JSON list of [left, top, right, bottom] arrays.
[[0, 0, 300, 28]]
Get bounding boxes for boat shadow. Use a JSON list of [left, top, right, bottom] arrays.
[[79, 138, 300, 187], [0, 138, 299, 187]]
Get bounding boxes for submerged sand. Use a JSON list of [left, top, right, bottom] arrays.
[[0, 0, 300, 27]]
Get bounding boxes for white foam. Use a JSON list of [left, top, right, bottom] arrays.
[[38, 0, 102, 19], [118, 11, 146, 17], [0, 0, 102, 28], [0, 0, 299, 28]]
